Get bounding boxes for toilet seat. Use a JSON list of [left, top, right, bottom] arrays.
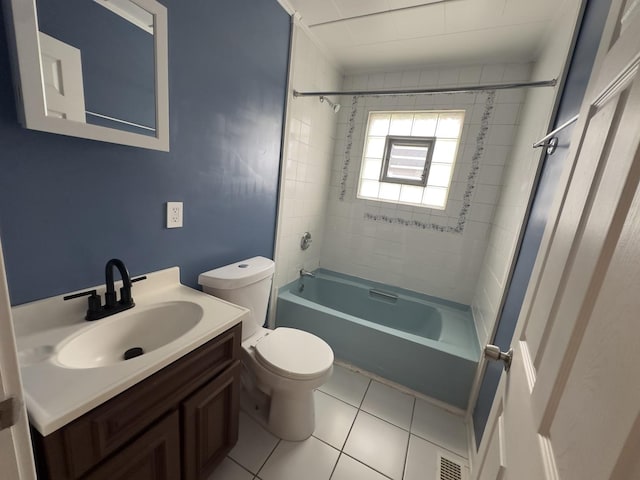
[[254, 328, 333, 380]]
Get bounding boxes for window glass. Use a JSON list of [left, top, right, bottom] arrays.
[[369, 114, 391, 136], [362, 158, 383, 180], [399, 184, 425, 203], [422, 186, 448, 207], [365, 137, 386, 158], [436, 113, 464, 138], [389, 114, 414, 135], [427, 164, 453, 188], [360, 179, 381, 197], [411, 113, 438, 136], [379, 182, 401, 201], [357, 109, 465, 209]]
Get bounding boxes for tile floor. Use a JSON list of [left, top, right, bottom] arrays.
[[210, 364, 470, 480]]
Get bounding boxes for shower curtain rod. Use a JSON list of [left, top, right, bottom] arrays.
[[292, 79, 557, 98]]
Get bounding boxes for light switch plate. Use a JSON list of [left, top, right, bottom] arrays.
[[166, 201, 183, 228]]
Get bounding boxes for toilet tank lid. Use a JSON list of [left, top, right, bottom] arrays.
[[198, 256, 275, 290]]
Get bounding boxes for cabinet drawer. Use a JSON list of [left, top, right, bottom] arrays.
[[34, 323, 241, 479]]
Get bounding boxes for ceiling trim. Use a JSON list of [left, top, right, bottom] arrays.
[[307, 0, 453, 27], [276, 0, 295, 16]]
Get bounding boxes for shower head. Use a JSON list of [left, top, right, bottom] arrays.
[[319, 96, 341, 113]]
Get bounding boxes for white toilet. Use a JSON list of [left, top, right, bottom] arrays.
[[198, 256, 334, 441]]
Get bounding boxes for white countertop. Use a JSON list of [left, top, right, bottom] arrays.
[[12, 267, 247, 436]]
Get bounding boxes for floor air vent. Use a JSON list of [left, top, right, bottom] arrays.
[[437, 454, 463, 480]]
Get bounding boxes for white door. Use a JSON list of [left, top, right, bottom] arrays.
[[473, 0, 640, 478], [0, 237, 36, 479], [38, 32, 86, 122]]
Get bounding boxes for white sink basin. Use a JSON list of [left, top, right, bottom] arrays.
[[56, 301, 204, 369]]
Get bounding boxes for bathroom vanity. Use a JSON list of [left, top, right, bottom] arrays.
[[12, 267, 247, 480], [31, 323, 241, 479]]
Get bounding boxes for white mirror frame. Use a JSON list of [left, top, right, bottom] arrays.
[[2, 0, 169, 151]]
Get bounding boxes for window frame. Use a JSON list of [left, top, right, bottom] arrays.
[[379, 135, 436, 187]]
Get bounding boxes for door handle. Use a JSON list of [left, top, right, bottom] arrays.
[[484, 345, 513, 372]]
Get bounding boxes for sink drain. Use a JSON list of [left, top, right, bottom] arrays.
[[123, 347, 144, 360]]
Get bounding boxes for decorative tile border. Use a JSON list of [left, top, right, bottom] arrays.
[[343, 90, 496, 234], [363, 213, 455, 233], [338, 95, 359, 201]]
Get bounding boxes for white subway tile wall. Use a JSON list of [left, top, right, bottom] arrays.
[[321, 63, 530, 305], [274, 25, 343, 289], [470, 17, 574, 345]]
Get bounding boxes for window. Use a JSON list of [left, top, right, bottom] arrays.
[[357, 110, 465, 209], [380, 136, 435, 186]]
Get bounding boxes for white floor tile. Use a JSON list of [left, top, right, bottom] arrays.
[[208, 457, 254, 480], [229, 412, 279, 474], [361, 381, 415, 430], [314, 390, 358, 449], [318, 364, 370, 407], [410, 398, 468, 458], [404, 434, 467, 480], [331, 454, 390, 480], [258, 436, 339, 480], [343, 411, 409, 480], [226, 365, 469, 480]]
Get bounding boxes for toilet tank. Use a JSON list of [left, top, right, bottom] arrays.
[[198, 257, 275, 340]]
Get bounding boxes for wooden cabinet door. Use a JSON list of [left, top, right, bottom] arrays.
[[84, 411, 180, 480], [182, 361, 240, 480]]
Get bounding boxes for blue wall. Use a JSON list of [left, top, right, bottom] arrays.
[[37, 0, 156, 133], [0, 0, 290, 305]]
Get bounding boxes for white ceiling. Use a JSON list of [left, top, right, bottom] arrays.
[[284, 0, 573, 73]]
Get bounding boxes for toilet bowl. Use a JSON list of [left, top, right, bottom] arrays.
[[198, 257, 334, 441]]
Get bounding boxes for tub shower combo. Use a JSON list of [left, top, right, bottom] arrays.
[[276, 269, 480, 409]]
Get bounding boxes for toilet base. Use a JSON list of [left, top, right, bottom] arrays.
[[268, 388, 315, 441], [239, 378, 317, 441]]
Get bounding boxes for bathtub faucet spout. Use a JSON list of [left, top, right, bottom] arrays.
[[300, 268, 315, 278]]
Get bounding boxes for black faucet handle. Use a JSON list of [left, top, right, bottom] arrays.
[[104, 290, 118, 308], [120, 276, 145, 306], [63, 289, 103, 321], [119, 286, 133, 306], [87, 293, 103, 317], [63, 289, 98, 301]]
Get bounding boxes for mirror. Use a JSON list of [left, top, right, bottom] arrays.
[[3, 0, 169, 151]]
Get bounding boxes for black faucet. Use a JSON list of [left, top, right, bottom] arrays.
[[105, 258, 133, 309], [63, 258, 146, 321]]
